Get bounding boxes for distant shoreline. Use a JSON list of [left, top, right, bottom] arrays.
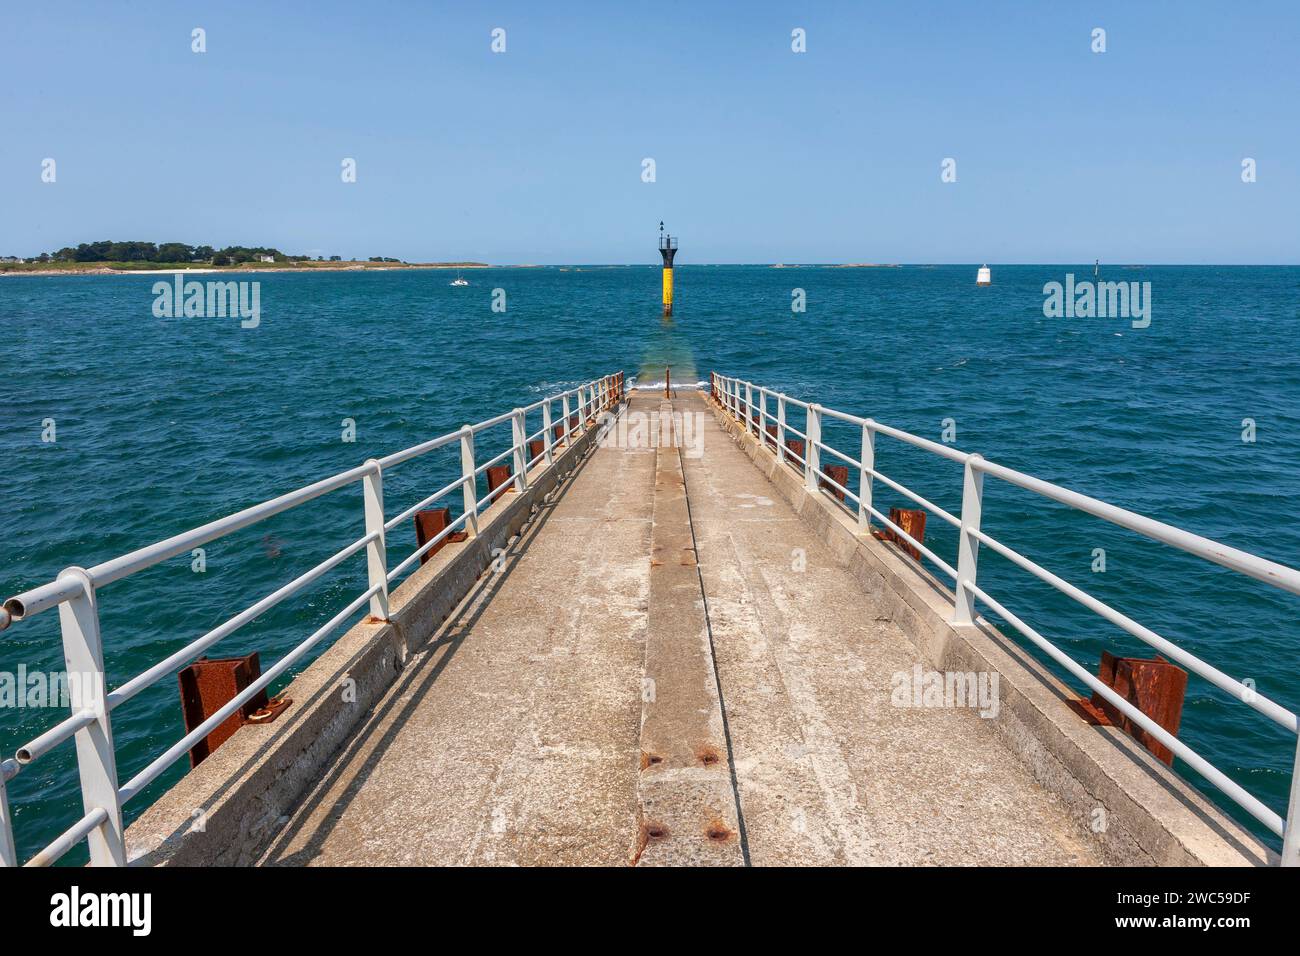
[[4, 262, 1294, 277], [0, 261, 491, 277]]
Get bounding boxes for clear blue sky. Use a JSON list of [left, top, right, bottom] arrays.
[[2, 1, 1296, 264]]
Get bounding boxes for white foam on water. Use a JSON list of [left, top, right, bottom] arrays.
[[633, 380, 707, 390]]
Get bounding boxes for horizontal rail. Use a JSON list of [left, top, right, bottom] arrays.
[[812, 437, 862, 470], [818, 405, 869, 427], [870, 418, 968, 464], [4, 461, 374, 620], [866, 462, 961, 529], [474, 445, 516, 476], [385, 475, 470, 532], [469, 409, 516, 434], [25, 807, 108, 868], [16, 710, 96, 765], [975, 457, 1300, 598], [376, 431, 460, 470]]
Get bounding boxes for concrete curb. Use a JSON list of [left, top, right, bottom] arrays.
[[705, 395, 1273, 867]]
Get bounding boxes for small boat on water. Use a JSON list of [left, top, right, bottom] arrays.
[[976, 264, 991, 286], [450, 269, 469, 286]]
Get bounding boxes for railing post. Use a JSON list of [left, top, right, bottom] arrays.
[[57, 567, 125, 866], [0, 765, 16, 867], [1283, 737, 1300, 866], [362, 461, 389, 620], [805, 404, 822, 493], [953, 453, 985, 625], [460, 425, 478, 535], [542, 401, 554, 466], [511, 407, 528, 491], [562, 393, 572, 446], [577, 385, 587, 429], [745, 383, 754, 434], [777, 394, 787, 464], [858, 421, 875, 533], [759, 389, 768, 443]]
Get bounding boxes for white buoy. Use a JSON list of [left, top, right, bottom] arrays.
[[976, 264, 991, 286]]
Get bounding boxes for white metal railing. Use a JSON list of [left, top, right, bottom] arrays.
[[0, 372, 625, 868], [711, 372, 1300, 866]]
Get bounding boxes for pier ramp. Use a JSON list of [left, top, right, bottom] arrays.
[[140, 394, 1265, 866], [6, 377, 1282, 868]]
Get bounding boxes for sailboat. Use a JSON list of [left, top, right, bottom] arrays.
[[450, 269, 469, 287]]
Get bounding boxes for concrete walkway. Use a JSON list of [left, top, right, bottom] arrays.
[[261, 391, 1097, 866]]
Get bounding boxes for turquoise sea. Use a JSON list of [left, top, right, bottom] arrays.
[[2, 264, 1298, 863]]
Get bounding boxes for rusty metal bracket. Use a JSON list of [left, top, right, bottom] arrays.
[[414, 507, 468, 564], [484, 464, 513, 507], [784, 438, 805, 472], [247, 695, 292, 724], [821, 464, 850, 502], [873, 507, 927, 561], [179, 653, 283, 768], [1070, 651, 1187, 765]]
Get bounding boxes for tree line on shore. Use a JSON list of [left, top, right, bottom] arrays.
[[10, 241, 404, 265]]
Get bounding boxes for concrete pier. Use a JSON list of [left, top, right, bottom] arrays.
[[127, 390, 1273, 867]]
